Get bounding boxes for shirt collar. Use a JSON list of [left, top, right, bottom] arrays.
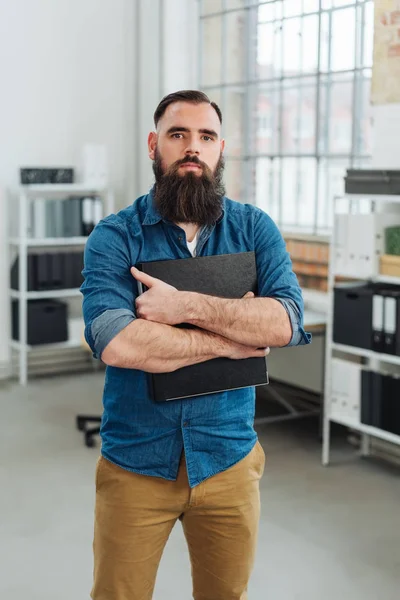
[[142, 187, 163, 226], [142, 185, 226, 226]]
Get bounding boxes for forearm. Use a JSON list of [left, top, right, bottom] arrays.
[[101, 318, 228, 372], [184, 294, 292, 348]]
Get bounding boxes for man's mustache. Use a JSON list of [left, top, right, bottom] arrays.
[[177, 155, 206, 168]]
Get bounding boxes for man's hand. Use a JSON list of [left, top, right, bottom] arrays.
[[131, 266, 187, 325]]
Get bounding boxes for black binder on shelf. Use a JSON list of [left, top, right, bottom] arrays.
[[10, 255, 37, 291], [136, 252, 268, 402], [361, 370, 384, 428], [36, 253, 50, 290], [49, 253, 65, 289], [382, 291, 400, 355], [372, 292, 385, 352]]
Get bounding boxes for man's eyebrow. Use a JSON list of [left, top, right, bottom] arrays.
[[166, 126, 219, 138], [199, 128, 219, 138]]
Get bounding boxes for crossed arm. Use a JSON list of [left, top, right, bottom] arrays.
[[100, 267, 291, 371]]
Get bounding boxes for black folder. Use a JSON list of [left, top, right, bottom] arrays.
[[382, 291, 400, 356], [372, 292, 385, 353], [136, 252, 269, 402]]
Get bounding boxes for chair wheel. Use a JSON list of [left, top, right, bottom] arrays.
[[76, 416, 86, 431], [85, 432, 96, 448]]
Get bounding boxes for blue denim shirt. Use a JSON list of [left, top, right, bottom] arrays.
[[81, 189, 311, 487]]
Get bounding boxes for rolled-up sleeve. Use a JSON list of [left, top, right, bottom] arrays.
[[254, 208, 311, 347], [80, 216, 136, 359]]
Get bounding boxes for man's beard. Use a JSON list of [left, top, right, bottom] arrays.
[[152, 149, 225, 226]]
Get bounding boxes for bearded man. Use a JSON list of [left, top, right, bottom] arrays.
[[81, 90, 310, 600]]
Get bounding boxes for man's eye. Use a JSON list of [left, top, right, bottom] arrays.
[[202, 135, 213, 142], [172, 133, 183, 139]]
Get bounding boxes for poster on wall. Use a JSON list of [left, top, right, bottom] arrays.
[[371, 0, 400, 105]]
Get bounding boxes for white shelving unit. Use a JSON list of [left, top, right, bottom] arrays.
[[322, 193, 400, 465], [10, 184, 114, 385]]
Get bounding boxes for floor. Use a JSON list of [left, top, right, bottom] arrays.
[[0, 372, 399, 600]]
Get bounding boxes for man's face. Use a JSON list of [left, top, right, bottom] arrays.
[[148, 101, 224, 176], [148, 101, 226, 226]]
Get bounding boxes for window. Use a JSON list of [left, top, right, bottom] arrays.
[[199, 0, 374, 235]]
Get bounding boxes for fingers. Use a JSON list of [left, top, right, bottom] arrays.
[[242, 291, 255, 299], [130, 266, 158, 288], [254, 347, 270, 357]]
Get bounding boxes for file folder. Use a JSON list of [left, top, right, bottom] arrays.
[[136, 252, 268, 402], [383, 293, 399, 355], [372, 293, 385, 352]]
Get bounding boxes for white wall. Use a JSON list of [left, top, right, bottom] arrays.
[[0, 0, 198, 377], [0, 0, 136, 206]]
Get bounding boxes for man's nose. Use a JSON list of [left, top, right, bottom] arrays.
[[184, 138, 200, 156]]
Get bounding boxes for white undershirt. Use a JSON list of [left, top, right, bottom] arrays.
[[187, 231, 200, 257]]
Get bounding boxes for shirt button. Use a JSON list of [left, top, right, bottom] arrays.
[[178, 236, 183, 242], [183, 421, 189, 427]]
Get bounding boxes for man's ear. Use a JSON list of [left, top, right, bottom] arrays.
[[148, 131, 157, 160], [220, 138, 225, 154]]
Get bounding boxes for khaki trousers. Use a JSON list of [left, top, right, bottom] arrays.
[[91, 442, 265, 600]]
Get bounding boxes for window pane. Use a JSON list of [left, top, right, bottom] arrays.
[[202, 16, 222, 86], [225, 159, 242, 200], [302, 14, 319, 73], [255, 158, 280, 222], [225, 0, 246, 9], [283, 17, 301, 74], [297, 158, 317, 229], [224, 88, 244, 158], [284, 0, 303, 17], [281, 158, 297, 225], [318, 159, 348, 231], [328, 76, 354, 154], [258, 2, 278, 23], [320, 11, 330, 73], [225, 10, 246, 84], [363, 1, 374, 67], [257, 20, 282, 78], [282, 80, 317, 154], [358, 75, 373, 156], [303, 0, 319, 13], [201, 0, 222, 15], [331, 8, 356, 72], [252, 84, 280, 155]]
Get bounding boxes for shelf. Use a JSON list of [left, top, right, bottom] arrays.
[[9, 288, 82, 300], [331, 342, 400, 366], [9, 236, 88, 247], [10, 339, 83, 352], [375, 274, 400, 285], [342, 193, 400, 202], [330, 415, 400, 446], [20, 183, 107, 198]]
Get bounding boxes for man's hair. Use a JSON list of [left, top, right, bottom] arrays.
[[153, 90, 222, 128]]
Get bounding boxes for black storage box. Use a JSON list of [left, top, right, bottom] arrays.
[[333, 283, 375, 349], [345, 169, 400, 196], [20, 168, 74, 185], [12, 299, 68, 345]]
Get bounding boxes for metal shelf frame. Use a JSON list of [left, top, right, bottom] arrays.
[[9, 185, 114, 384]]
